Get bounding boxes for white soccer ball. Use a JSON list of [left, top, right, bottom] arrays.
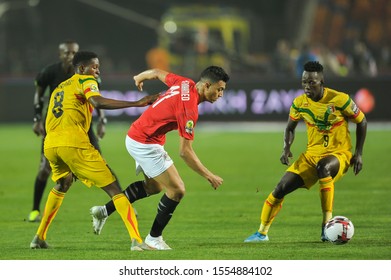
[[324, 216, 354, 245]]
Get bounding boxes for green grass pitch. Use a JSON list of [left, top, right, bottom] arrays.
[[0, 122, 390, 260]]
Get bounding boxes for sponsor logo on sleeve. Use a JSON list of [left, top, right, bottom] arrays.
[[185, 120, 194, 134]]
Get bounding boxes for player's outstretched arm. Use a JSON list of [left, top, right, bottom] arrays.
[[88, 94, 158, 110]]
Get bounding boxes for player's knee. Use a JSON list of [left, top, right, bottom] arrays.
[[176, 189, 186, 200], [171, 192, 185, 202], [169, 182, 186, 201], [273, 184, 286, 199], [316, 163, 331, 178], [273, 179, 298, 199], [102, 183, 122, 197], [316, 156, 339, 178], [145, 181, 163, 195], [56, 175, 73, 193]]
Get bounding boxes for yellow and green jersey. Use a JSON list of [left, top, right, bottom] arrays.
[[289, 87, 365, 156], [44, 74, 101, 149]]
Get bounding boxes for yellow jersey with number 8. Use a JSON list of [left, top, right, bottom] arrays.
[[44, 74, 101, 149]]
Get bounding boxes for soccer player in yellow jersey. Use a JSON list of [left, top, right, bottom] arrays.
[[28, 41, 110, 222], [244, 61, 367, 242], [30, 51, 157, 251]]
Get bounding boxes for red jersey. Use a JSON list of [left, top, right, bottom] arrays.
[[128, 73, 200, 145]]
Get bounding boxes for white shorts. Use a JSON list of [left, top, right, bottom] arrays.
[[125, 135, 173, 178]]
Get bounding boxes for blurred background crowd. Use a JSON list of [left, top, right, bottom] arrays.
[[0, 0, 390, 79]]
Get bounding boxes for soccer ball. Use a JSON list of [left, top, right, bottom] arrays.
[[324, 216, 354, 245]]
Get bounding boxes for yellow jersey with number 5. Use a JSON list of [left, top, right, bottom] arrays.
[[289, 87, 365, 156], [44, 74, 101, 149]]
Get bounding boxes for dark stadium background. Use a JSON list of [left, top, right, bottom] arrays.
[[0, 0, 390, 123], [0, 0, 289, 74]]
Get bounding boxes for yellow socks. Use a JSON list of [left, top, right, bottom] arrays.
[[258, 193, 284, 235], [257, 176, 334, 236], [36, 188, 65, 240], [319, 176, 334, 224], [113, 193, 142, 243]]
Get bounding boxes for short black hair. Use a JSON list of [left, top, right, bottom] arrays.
[[72, 51, 98, 67], [304, 61, 323, 73], [200, 66, 230, 83]]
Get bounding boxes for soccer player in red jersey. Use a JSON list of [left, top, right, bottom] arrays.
[[90, 66, 230, 250]]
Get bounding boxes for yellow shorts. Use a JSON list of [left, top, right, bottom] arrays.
[[44, 145, 116, 188], [286, 150, 352, 189]]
